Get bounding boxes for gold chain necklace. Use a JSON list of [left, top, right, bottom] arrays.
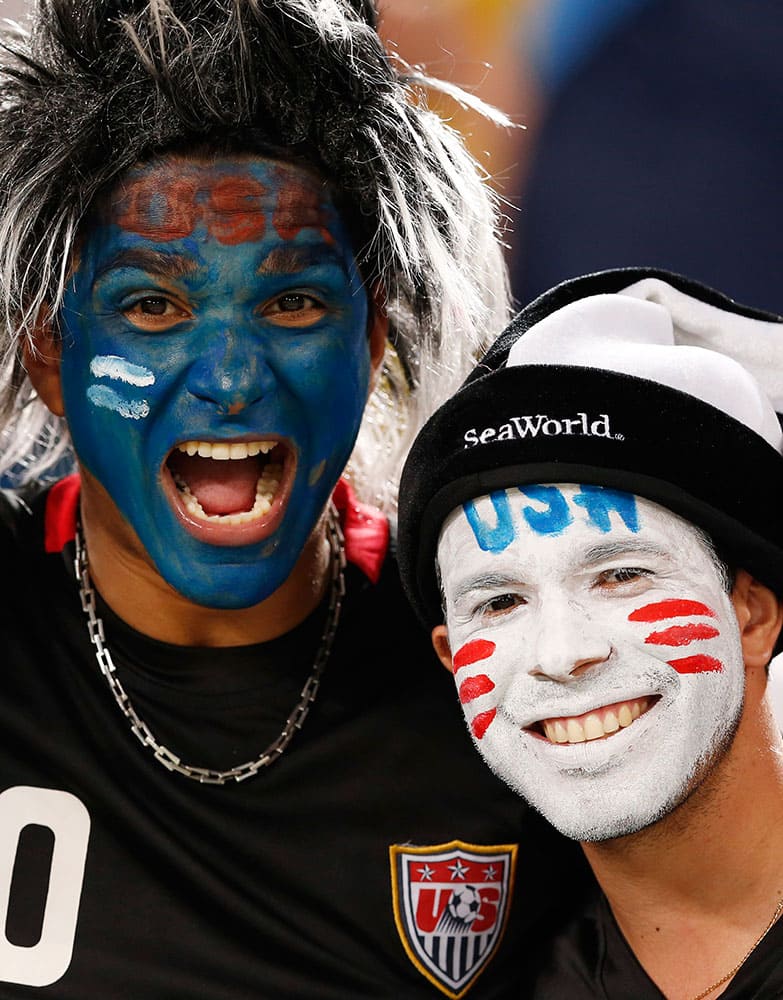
[[74, 504, 346, 784], [688, 897, 783, 1000]]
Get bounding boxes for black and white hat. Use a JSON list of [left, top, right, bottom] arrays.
[[397, 267, 783, 629]]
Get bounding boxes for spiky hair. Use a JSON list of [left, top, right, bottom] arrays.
[[0, 0, 512, 512]]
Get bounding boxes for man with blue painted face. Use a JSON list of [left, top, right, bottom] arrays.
[[0, 2, 579, 996], [398, 268, 783, 998]]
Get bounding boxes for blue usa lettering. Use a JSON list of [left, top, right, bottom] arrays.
[[463, 484, 640, 552], [572, 484, 640, 533]]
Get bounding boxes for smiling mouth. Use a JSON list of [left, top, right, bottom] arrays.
[[528, 696, 660, 745], [164, 438, 294, 542]]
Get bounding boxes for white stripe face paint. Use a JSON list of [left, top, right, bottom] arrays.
[[436, 484, 745, 843], [87, 355, 154, 420], [90, 355, 155, 387]]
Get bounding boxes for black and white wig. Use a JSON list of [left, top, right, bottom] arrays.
[[0, 0, 512, 511]]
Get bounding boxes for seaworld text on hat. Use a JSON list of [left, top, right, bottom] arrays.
[[463, 412, 621, 447]]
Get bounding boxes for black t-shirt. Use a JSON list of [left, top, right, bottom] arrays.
[[529, 887, 783, 999], [0, 481, 588, 998]]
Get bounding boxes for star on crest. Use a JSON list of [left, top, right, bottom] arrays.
[[448, 859, 469, 881]]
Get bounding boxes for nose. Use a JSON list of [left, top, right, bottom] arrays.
[[186, 326, 271, 415], [527, 597, 611, 681]]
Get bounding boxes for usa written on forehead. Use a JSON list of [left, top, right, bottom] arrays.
[[113, 161, 333, 247], [464, 484, 640, 553], [630, 599, 723, 674]]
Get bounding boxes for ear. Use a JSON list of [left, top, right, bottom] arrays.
[[730, 569, 783, 671], [367, 283, 389, 386], [23, 318, 65, 417], [431, 624, 454, 674]]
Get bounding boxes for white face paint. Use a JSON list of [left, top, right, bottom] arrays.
[[436, 484, 745, 842], [87, 354, 154, 419]]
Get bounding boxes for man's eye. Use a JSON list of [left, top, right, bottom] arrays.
[[138, 297, 170, 315], [123, 296, 189, 328], [262, 292, 327, 326], [278, 293, 313, 312], [597, 567, 653, 588], [477, 593, 525, 617]]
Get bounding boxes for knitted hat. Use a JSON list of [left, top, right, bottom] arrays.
[[396, 267, 783, 629]]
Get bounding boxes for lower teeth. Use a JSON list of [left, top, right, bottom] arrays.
[[174, 463, 282, 524]]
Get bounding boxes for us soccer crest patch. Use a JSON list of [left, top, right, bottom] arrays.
[[390, 840, 517, 998]]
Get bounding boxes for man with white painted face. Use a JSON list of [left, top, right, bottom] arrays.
[[397, 267, 783, 999], [0, 2, 577, 996]]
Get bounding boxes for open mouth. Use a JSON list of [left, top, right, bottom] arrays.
[[527, 696, 660, 745], [163, 438, 294, 544]]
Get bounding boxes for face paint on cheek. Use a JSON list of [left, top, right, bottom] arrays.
[[629, 598, 724, 674], [453, 638, 496, 672], [458, 675, 495, 704], [452, 639, 499, 739], [629, 599, 717, 622], [86, 355, 155, 420], [90, 355, 155, 387], [87, 386, 150, 420], [471, 710, 498, 740]]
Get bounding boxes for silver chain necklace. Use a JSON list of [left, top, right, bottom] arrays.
[[74, 505, 346, 784]]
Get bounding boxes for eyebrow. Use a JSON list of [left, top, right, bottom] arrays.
[[258, 245, 349, 276], [95, 249, 200, 281], [450, 572, 524, 603], [581, 540, 671, 564]]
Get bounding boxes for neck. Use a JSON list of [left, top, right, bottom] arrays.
[[79, 491, 334, 648], [582, 694, 783, 1000]]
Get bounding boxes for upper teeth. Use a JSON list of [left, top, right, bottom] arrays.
[[176, 440, 276, 459], [540, 698, 650, 744]]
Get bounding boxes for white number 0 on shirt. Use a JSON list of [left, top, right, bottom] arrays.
[[0, 786, 90, 987]]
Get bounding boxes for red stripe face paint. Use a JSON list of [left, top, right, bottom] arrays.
[[667, 655, 723, 674], [645, 623, 720, 646], [458, 674, 495, 705], [452, 642, 498, 737], [453, 639, 496, 673], [471, 709, 497, 740], [630, 598, 724, 673], [629, 599, 716, 622]]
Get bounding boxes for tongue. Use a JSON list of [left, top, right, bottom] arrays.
[[169, 453, 261, 515]]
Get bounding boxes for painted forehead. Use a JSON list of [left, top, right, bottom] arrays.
[[95, 154, 341, 247], [439, 483, 720, 569], [450, 483, 642, 555]]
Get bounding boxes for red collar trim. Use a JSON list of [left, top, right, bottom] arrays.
[[44, 473, 81, 553], [44, 474, 389, 583], [330, 478, 389, 584]]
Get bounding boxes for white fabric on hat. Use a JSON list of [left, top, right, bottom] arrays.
[[620, 278, 783, 413], [507, 287, 783, 453]]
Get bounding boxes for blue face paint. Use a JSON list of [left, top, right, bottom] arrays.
[[519, 485, 574, 536], [572, 484, 640, 534], [462, 483, 640, 553], [463, 490, 516, 553], [59, 154, 372, 608]]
